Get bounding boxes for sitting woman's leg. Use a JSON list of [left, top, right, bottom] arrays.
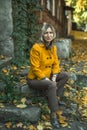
[[56, 72, 69, 97], [27, 79, 60, 128]]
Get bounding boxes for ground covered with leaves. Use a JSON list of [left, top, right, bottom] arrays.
[[0, 31, 87, 130]]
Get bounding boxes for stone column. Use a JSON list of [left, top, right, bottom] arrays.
[[0, 0, 14, 57]]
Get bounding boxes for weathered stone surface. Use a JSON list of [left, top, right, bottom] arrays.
[[0, 105, 41, 123], [0, 81, 45, 97], [0, 0, 14, 57], [69, 72, 77, 81], [0, 38, 14, 57], [20, 68, 30, 77], [0, 123, 7, 130], [76, 74, 87, 87], [0, 82, 6, 91], [14, 83, 37, 96], [56, 38, 72, 59], [0, 57, 12, 69], [0, 0, 13, 40], [17, 83, 45, 97]]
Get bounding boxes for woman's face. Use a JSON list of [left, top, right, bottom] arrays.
[[43, 27, 54, 43]]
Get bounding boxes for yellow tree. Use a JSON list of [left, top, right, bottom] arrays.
[[66, 0, 87, 29]]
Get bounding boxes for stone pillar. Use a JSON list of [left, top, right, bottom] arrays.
[[0, 0, 14, 57]]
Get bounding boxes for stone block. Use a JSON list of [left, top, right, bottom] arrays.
[[56, 38, 72, 59]]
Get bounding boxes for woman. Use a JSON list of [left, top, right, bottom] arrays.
[[27, 23, 69, 129]]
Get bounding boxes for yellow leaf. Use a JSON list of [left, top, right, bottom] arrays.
[[82, 69, 87, 74], [13, 99, 17, 104], [45, 115, 50, 120], [0, 55, 5, 59], [21, 97, 26, 104], [5, 122, 12, 128], [16, 122, 23, 128], [82, 87, 87, 90], [59, 115, 66, 121], [20, 79, 27, 84], [56, 109, 63, 116], [0, 103, 5, 108], [69, 80, 75, 84], [2, 69, 8, 73], [23, 125, 27, 129], [42, 115, 47, 121], [11, 66, 17, 70], [28, 125, 37, 130], [42, 115, 50, 121], [44, 121, 52, 129], [64, 92, 69, 97], [61, 122, 68, 127], [16, 104, 27, 108], [59, 119, 66, 124], [82, 96, 87, 101], [44, 122, 51, 127], [20, 66, 26, 69], [37, 123, 43, 130], [0, 125, 3, 128], [38, 103, 42, 107], [70, 68, 75, 71]]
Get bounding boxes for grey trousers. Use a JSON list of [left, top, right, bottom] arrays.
[[27, 72, 69, 112]]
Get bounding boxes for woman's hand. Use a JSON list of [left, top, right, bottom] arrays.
[[51, 74, 57, 82]]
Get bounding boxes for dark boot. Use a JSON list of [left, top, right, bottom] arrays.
[[50, 116, 60, 129]]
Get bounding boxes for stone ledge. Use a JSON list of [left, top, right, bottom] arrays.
[[0, 105, 41, 123], [0, 73, 87, 97]]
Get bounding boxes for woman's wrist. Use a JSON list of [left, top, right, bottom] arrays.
[[51, 74, 57, 81], [45, 77, 50, 80], [41, 77, 50, 80]]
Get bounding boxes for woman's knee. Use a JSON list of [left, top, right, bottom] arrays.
[[60, 72, 69, 80], [48, 81, 57, 90]]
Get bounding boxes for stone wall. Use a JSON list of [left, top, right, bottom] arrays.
[[0, 0, 14, 57]]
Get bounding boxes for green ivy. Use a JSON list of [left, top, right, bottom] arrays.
[[12, 0, 42, 66], [0, 69, 19, 103]]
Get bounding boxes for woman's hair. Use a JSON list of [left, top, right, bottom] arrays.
[[40, 22, 56, 42]]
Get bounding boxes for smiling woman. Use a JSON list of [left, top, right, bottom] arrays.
[[27, 23, 69, 129]]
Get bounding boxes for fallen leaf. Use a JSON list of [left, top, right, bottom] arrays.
[[16, 104, 27, 108], [20, 79, 27, 84], [16, 122, 23, 128], [5, 122, 12, 128], [2, 69, 8, 73], [61, 122, 68, 127], [0, 103, 5, 108], [21, 97, 27, 104], [56, 109, 63, 116], [28, 125, 37, 130], [11, 65, 17, 70], [37, 123, 43, 130], [0, 125, 3, 128], [0, 55, 5, 59]]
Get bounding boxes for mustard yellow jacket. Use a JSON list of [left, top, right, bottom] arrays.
[[27, 43, 61, 80]]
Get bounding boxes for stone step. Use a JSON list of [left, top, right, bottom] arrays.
[[0, 105, 41, 123]]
